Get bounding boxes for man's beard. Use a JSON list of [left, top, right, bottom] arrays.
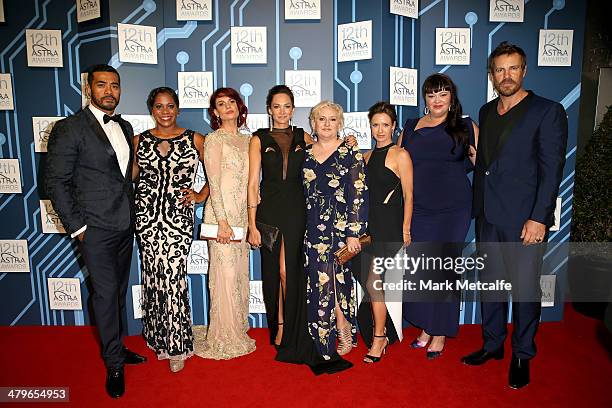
[[91, 95, 119, 111], [494, 79, 521, 97]]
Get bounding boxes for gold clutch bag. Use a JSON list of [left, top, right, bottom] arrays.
[[334, 234, 372, 265]]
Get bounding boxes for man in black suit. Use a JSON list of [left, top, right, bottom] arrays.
[[462, 42, 568, 389], [45, 64, 146, 398]]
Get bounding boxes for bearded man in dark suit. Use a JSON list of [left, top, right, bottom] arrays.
[[462, 42, 568, 389], [45, 64, 146, 398]]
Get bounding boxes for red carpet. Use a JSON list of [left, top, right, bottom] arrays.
[[1, 305, 610, 407]]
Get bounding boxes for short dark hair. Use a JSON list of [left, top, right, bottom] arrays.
[[146, 87, 179, 113], [367, 101, 397, 124], [266, 85, 295, 109], [488, 41, 527, 73], [208, 87, 248, 130], [86, 64, 120, 87]]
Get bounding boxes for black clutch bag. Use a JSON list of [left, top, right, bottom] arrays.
[[256, 221, 280, 251]]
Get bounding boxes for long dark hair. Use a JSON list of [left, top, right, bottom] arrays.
[[422, 73, 469, 155], [208, 87, 248, 130]]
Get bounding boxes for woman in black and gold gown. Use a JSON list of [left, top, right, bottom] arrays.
[[133, 87, 209, 373], [247, 85, 351, 374]]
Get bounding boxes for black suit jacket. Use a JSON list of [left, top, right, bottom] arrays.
[[45, 107, 135, 234], [472, 92, 568, 228]]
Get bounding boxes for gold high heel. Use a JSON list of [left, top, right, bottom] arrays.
[[336, 324, 353, 356]]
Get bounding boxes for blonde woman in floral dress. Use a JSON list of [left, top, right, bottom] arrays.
[[194, 87, 256, 359], [302, 101, 368, 361]]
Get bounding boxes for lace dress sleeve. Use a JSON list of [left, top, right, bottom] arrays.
[[203, 131, 228, 222]]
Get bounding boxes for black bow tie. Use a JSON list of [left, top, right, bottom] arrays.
[[103, 114, 122, 124]]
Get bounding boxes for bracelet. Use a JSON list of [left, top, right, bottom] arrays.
[[247, 204, 258, 209]]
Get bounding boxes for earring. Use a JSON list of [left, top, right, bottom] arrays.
[[290, 118, 294, 131], [424, 106, 430, 115], [448, 105, 452, 112], [269, 114, 273, 131]]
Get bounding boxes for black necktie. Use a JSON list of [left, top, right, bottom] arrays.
[[103, 114, 122, 124]]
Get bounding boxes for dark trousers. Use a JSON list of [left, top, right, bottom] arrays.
[[476, 216, 544, 360], [79, 225, 134, 369]]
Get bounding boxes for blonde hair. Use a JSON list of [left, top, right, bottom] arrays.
[[309, 100, 345, 131]]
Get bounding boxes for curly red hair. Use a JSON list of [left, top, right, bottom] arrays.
[[208, 87, 248, 130]]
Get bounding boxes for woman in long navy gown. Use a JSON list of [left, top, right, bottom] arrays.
[[398, 74, 479, 359], [303, 101, 368, 361]]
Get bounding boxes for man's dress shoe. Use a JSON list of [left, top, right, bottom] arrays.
[[509, 355, 530, 389], [461, 348, 504, 365], [123, 347, 147, 365], [105, 368, 125, 398]]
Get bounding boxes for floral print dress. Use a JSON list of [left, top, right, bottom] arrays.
[[302, 140, 368, 359]]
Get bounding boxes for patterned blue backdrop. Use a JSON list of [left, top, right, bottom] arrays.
[[0, 0, 585, 335]]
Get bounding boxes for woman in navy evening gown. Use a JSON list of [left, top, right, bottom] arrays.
[[398, 74, 479, 359], [303, 101, 368, 361]]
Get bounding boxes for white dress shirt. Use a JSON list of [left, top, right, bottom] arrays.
[[71, 104, 130, 238]]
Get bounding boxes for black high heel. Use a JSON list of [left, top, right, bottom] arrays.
[[363, 334, 388, 364], [426, 337, 445, 360], [274, 322, 284, 349]]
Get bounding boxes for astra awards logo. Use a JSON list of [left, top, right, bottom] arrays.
[[192, 162, 207, 193], [436, 28, 471, 65], [285, 70, 321, 107], [550, 197, 562, 231], [132, 285, 143, 319], [187, 240, 209, 274], [249, 280, 266, 314], [285, 0, 321, 20], [540, 275, 556, 307], [390, 66, 417, 106], [0, 73, 14, 110], [48, 278, 82, 310], [26, 29, 63, 67], [489, 0, 524, 22], [178, 72, 213, 109], [337, 20, 372, 62], [32, 117, 64, 153], [231, 27, 267, 64], [538, 29, 573, 67], [342, 112, 372, 150], [0, 240, 29, 273], [246, 113, 269, 134], [118, 23, 157, 65], [76, 0, 100, 23], [0, 159, 21, 193], [123, 115, 155, 135], [487, 74, 499, 102], [177, 0, 212, 21], [40, 200, 66, 234], [390, 0, 419, 19], [80, 73, 90, 108]]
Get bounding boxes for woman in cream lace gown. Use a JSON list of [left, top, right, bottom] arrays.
[[194, 87, 256, 359]]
